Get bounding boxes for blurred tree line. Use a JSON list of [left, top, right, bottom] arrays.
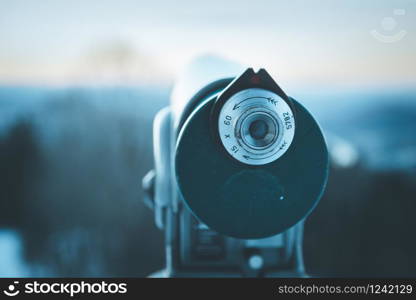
[[0, 88, 415, 277]]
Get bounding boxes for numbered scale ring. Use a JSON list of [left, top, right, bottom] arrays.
[[218, 88, 295, 165]]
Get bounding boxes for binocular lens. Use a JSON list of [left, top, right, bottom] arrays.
[[249, 119, 268, 140], [241, 112, 278, 149]]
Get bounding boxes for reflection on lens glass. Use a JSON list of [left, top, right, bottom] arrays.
[[249, 119, 269, 140], [240, 112, 278, 150]]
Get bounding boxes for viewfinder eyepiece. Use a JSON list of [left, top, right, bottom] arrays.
[[217, 88, 295, 166]]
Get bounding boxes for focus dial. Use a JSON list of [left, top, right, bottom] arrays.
[[218, 88, 295, 165]]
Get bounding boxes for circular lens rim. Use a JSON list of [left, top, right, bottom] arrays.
[[218, 88, 295, 166], [239, 110, 279, 150]]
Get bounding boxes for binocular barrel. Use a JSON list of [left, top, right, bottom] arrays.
[[172, 57, 329, 239]]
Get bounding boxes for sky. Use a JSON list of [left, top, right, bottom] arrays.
[[0, 0, 415, 88]]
